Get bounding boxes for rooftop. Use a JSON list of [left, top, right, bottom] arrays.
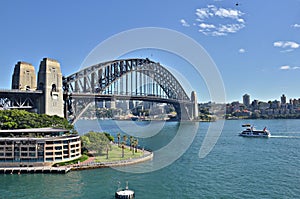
[[0, 127, 68, 133], [0, 128, 70, 138]]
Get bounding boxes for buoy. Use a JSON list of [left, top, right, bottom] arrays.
[[115, 181, 134, 199]]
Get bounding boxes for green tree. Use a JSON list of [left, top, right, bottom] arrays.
[[81, 135, 91, 154], [104, 132, 114, 142], [117, 132, 121, 147], [0, 110, 75, 132], [134, 139, 139, 153], [81, 131, 111, 156], [132, 138, 138, 155], [129, 136, 134, 151], [121, 135, 127, 158]]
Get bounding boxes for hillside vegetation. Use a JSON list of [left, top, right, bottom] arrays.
[[0, 110, 74, 131]]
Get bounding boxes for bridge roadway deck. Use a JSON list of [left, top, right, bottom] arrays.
[[0, 89, 43, 97], [69, 93, 192, 104]]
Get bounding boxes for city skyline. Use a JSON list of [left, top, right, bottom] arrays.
[[1, 1, 300, 103], [236, 93, 299, 105]]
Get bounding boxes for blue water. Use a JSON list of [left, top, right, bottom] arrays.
[[1, 119, 300, 198]]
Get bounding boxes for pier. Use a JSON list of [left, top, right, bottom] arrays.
[[0, 166, 71, 174]]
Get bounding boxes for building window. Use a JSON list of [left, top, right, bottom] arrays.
[[46, 147, 53, 150], [55, 146, 62, 150], [21, 147, 27, 151], [52, 84, 57, 92]]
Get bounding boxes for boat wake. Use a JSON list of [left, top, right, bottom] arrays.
[[270, 135, 300, 139]]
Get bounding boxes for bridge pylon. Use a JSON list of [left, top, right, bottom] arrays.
[[191, 91, 199, 120], [11, 61, 36, 90], [37, 58, 64, 117]]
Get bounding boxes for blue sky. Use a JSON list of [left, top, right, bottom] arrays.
[[0, 0, 300, 103]]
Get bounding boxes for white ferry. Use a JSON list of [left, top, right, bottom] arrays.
[[239, 124, 271, 138]]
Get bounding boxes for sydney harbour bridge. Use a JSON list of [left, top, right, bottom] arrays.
[[0, 58, 198, 124]]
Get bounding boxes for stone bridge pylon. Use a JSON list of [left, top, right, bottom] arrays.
[[6, 58, 64, 117]]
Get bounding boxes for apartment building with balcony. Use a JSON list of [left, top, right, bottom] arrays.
[[0, 128, 81, 167]]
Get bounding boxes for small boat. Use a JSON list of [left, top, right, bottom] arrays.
[[115, 181, 135, 199], [242, 124, 251, 127], [130, 116, 139, 121], [239, 125, 271, 138]]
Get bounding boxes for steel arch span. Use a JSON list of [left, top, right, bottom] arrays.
[[63, 58, 198, 123]]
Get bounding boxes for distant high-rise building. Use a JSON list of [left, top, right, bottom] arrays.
[[281, 94, 286, 104], [243, 94, 250, 107], [251, 99, 259, 109]]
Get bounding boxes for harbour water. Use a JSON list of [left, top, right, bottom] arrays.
[[1, 119, 300, 198]]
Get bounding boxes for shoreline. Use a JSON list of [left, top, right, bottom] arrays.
[[0, 150, 153, 174], [71, 150, 153, 171]]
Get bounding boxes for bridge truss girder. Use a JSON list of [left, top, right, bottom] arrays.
[[64, 59, 189, 100], [63, 58, 194, 122], [0, 90, 43, 110]]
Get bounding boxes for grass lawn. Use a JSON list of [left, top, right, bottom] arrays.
[[55, 154, 89, 166], [94, 145, 143, 162]]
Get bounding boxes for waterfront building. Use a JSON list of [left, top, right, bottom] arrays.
[[243, 94, 250, 107], [0, 128, 81, 167], [251, 100, 259, 110], [270, 100, 280, 109]]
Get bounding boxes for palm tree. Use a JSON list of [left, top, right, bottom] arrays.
[[121, 141, 125, 158], [121, 135, 127, 158], [122, 135, 127, 145], [134, 139, 138, 153], [117, 132, 121, 147], [132, 139, 136, 155], [129, 136, 134, 151]]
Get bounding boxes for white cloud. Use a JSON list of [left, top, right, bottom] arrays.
[[239, 48, 246, 53], [214, 8, 241, 19], [274, 41, 300, 50], [292, 24, 300, 28], [280, 49, 294, 53], [199, 23, 215, 29], [274, 41, 283, 47], [193, 5, 245, 36], [180, 19, 190, 27], [280, 65, 291, 70], [211, 31, 226, 36], [195, 8, 210, 21], [218, 23, 245, 33], [237, 18, 245, 23], [280, 65, 300, 70], [201, 31, 227, 37], [285, 41, 300, 48]]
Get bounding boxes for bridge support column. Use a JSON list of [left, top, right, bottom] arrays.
[[110, 96, 116, 109], [191, 91, 199, 120], [12, 62, 37, 90], [37, 58, 64, 117]]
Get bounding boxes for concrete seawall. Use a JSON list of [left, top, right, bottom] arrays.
[[71, 152, 153, 171], [0, 166, 71, 174], [0, 150, 154, 174]]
